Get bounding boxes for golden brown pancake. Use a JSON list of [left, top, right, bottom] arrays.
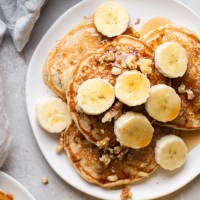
[[142, 24, 200, 130], [43, 19, 136, 100], [64, 122, 175, 188], [43, 19, 104, 99], [0, 189, 13, 200], [67, 35, 169, 146]]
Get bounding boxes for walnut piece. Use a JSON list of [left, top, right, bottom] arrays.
[[117, 149, 129, 160], [103, 51, 115, 62], [111, 67, 122, 75], [99, 154, 111, 168], [121, 185, 132, 200], [97, 137, 110, 149], [113, 146, 123, 154], [41, 177, 49, 185], [186, 89, 195, 100], [121, 60, 127, 68], [137, 59, 152, 75], [107, 175, 118, 182], [102, 101, 123, 123], [125, 55, 137, 69], [178, 83, 186, 94], [56, 132, 64, 153], [134, 18, 140, 25]]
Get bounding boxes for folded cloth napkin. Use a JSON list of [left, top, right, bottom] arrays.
[[0, 0, 46, 51], [0, 77, 11, 168]]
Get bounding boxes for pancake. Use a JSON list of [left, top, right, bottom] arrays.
[[64, 122, 175, 188], [43, 19, 104, 99], [43, 19, 137, 100], [142, 24, 200, 130], [67, 35, 169, 146], [0, 189, 13, 200]]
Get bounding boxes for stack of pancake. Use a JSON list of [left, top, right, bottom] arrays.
[[42, 17, 200, 189]]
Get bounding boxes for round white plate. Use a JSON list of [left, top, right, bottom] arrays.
[[26, 0, 200, 199], [0, 171, 35, 200]]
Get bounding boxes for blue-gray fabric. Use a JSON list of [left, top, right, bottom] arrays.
[[0, 0, 46, 51]]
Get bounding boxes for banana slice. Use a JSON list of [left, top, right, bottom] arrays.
[[115, 70, 150, 106], [155, 42, 188, 78], [114, 112, 154, 149], [77, 78, 115, 115], [145, 84, 181, 122], [94, 2, 129, 37], [155, 134, 188, 170], [36, 97, 72, 133]]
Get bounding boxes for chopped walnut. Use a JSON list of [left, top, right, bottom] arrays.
[[100, 129, 105, 134], [103, 51, 115, 62], [117, 149, 129, 160], [134, 18, 140, 25], [178, 83, 186, 94], [139, 163, 147, 169], [97, 137, 110, 149], [99, 154, 111, 168], [125, 55, 137, 69], [121, 60, 127, 68], [107, 175, 118, 182], [138, 171, 149, 178], [104, 147, 114, 155], [56, 132, 64, 153], [186, 89, 195, 100], [116, 46, 121, 51], [102, 101, 123, 123], [113, 146, 123, 154], [121, 185, 132, 200], [41, 177, 49, 185], [111, 67, 122, 75], [137, 59, 152, 75]]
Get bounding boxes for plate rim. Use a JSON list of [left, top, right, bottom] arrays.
[[0, 171, 35, 200], [25, 0, 200, 199]]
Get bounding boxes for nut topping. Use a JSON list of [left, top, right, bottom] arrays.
[[97, 137, 110, 149], [137, 59, 152, 75], [107, 175, 118, 182]]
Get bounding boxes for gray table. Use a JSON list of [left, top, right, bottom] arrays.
[[1, 0, 200, 199]]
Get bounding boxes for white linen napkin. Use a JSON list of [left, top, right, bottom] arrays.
[[0, 0, 46, 51]]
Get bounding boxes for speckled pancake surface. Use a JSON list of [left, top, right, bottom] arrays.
[[67, 35, 169, 146], [43, 19, 136, 100], [64, 122, 175, 188], [142, 24, 200, 130], [43, 19, 104, 99]]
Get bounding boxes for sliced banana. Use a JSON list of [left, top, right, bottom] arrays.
[[94, 2, 129, 37], [115, 70, 150, 106], [145, 84, 181, 122], [155, 134, 188, 170], [155, 42, 188, 78], [77, 78, 115, 115], [114, 112, 154, 149], [36, 97, 72, 133]]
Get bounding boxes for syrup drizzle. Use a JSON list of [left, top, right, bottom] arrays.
[[140, 16, 173, 37]]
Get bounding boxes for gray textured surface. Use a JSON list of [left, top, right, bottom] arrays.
[[1, 0, 200, 200]]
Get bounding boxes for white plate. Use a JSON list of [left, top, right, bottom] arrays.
[[26, 0, 200, 199], [0, 171, 35, 200]]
